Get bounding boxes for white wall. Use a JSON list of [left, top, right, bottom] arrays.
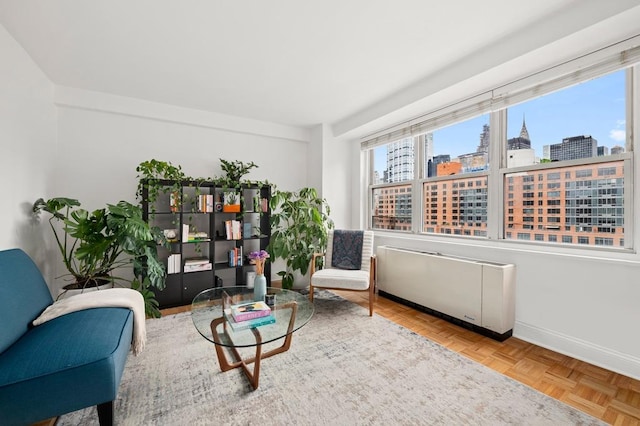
[[0, 24, 57, 288], [53, 88, 311, 290], [310, 123, 352, 229]]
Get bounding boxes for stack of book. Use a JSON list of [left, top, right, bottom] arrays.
[[181, 224, 210, 242], [224, 220, 242, 240], [223, 299, 275, 331], [197, 194, 214, 213], [167, 253, 181, 274], [228, 247, 243, 267], [184, 257, 212, 273]]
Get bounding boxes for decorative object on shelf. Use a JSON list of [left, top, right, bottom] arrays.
[[32, 197, 166, 318], [222, 192, 241, 213], [268, 187, 334, 289], [249, 250, 270, 301], [163, 228, 178, 241]]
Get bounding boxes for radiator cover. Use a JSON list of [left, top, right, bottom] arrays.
[[376, 246, 515, 341]]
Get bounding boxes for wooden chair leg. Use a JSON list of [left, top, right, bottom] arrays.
[[309, 284, 314, 301]]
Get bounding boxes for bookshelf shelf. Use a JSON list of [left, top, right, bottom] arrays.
[[141, 179, 271, 309]]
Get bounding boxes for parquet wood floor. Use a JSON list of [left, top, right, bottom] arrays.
[[332, 289, 640, 425]]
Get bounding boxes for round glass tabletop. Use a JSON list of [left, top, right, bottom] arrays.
[[191, 286, 314, 348]]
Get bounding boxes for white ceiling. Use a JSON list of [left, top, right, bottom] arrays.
[[2, 0, 640, 137]]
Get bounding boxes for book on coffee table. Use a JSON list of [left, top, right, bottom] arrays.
[[224, 312, 276, 331], [230, 300, 271, 322]]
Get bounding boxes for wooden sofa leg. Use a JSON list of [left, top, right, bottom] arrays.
[[97, 401, 114, 426]]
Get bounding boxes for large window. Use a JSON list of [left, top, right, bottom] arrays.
[[365, 43, 636, 250], [503, 70, 627, 246]]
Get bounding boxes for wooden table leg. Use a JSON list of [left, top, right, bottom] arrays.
[[209, 302, 298, 390]]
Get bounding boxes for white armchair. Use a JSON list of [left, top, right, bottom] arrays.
[[309, 230, 376, 316]]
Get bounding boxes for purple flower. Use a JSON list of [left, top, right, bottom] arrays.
[[248, 250, 270, 261], [248, 250, 269, 275]]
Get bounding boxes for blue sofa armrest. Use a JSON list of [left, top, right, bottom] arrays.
[[0, 308, 133, 425], [0, 248, 134, 426]]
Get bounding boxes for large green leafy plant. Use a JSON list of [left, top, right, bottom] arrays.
[[33, 197, 166, 317], [268, 187, 333, 289]]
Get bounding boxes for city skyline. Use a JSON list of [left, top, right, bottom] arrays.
[[374, 69, 625, 178]]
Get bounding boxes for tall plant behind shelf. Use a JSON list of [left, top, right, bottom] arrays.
[[268, 187, 334, 289]]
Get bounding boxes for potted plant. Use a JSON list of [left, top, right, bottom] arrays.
[[32, 197, 167, 317], [136, 159, 186, 216], [218, 158, 258, 186], [267, 187, 334, 289]]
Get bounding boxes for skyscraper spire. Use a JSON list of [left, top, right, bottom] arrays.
[[520, 115, 530, 141]]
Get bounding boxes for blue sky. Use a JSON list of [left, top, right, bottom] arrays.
[[375, 70, 625, 174]]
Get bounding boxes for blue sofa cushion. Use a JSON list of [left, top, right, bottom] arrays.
[[0, 307, 133, 425], [0, 249, 53, 353]]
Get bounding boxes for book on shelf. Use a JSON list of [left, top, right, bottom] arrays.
[[197, 194, 214, 213], [182, 224, 209, 242], [230, 300, 271, 322], [167, 253, 181, 274], [182, 224, 189, 242], [228, 246, 243, 267], [225, 220, 242, 240], [243, 222, 252, 239], [184, 262, 212, 273], [184, 257, 209, 266], [170, 192, 179, 213]]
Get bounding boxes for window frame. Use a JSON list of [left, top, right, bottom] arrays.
[[363, 41, 638, 252]]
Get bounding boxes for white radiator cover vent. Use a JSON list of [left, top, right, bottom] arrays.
[[376, 246, 516, 339]]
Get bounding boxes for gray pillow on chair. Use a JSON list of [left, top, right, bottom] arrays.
[[331, 230, 364, 270]]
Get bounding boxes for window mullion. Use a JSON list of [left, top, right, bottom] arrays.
[[487, 110, 506, 240], [413, 134, 423, 234]]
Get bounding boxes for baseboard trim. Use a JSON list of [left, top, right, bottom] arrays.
[[514, 321, 640, 381]]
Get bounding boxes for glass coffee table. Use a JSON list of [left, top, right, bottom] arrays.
[[191, 286, 314, 390]]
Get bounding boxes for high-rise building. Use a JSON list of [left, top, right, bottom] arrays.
[[386, 137, 414, 182], [611, 145, 625, 155], [385, 133, 435, 182], [597, 146, 609, 156], [504, 163, 624, 246], [507, 117, 532, 150], [476, 124, 490, 153], [549, 135, 597, 161], [420, 133, 434, 178]]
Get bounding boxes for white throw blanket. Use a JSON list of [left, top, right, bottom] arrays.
[[33, 288, 146, 355]]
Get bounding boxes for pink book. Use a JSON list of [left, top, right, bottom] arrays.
[[231, 301, 271, 322]]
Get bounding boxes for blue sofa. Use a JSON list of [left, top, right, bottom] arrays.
[[0, 248, 134, 426]]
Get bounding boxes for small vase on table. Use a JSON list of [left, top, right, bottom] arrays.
[[254, 274, 267, 302], [249, 250, 270, 302]]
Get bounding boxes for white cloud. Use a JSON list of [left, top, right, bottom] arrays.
[[609, 129, 626, 142]]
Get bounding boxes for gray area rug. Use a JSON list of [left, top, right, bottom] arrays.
[[58, 291, 603, 425]]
